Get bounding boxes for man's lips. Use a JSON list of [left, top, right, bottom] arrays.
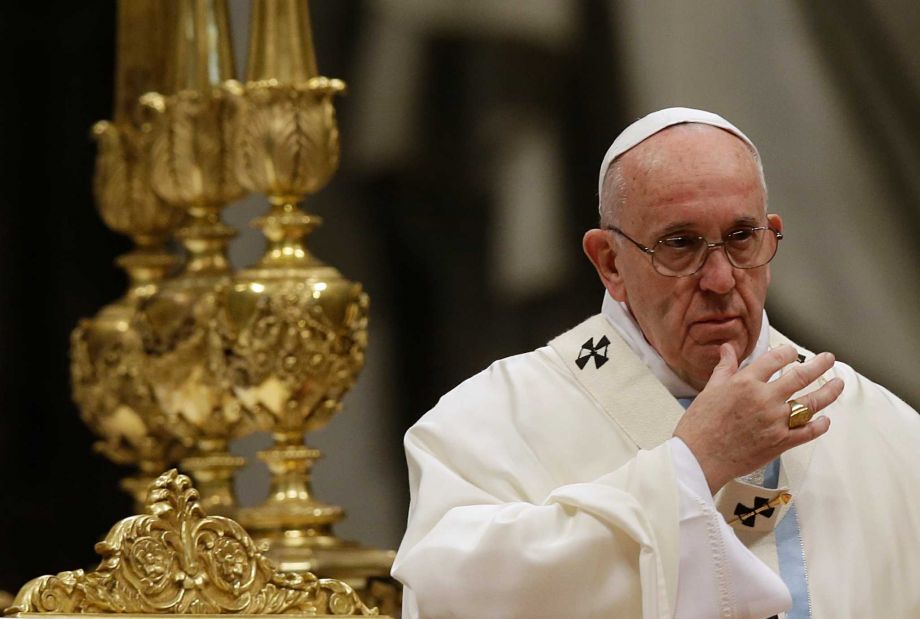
[[688, 316, 743, 342], [691, 315, 741, 326]]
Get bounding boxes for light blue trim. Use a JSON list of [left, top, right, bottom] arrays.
[[765, 457, 810, 618], [776, 502, 810, 618], [764, 457, 780, 488]]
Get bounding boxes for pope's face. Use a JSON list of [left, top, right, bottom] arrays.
[[604, 126, 780, 390]]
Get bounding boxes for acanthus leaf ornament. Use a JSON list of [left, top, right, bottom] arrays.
[[223, 77, 346, 200], [5, 470, 378, 617], [91, 120, 186, 243], [141, 88, 243, 215]]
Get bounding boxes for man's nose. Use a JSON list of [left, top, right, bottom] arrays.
[[697, 246, 736, 293]]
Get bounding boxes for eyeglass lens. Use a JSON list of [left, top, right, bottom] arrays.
[[653, 228, 779, 276]]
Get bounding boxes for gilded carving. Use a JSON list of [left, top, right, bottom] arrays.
[[73, 111, 186, 509], [213, 280, 368, 431], [71, 316, 185, 476], [5, 470, 377, 616], [224, 77, 345, 199], [142, 88, 244, 212], [92, 121, 185, 241]]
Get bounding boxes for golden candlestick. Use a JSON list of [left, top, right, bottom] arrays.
[[132, 0, 261, 518], [70, 0, 188, 512], [212, 0, 396, 595]]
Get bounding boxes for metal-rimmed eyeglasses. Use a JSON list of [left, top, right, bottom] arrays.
[[605, 225, 783, 277]]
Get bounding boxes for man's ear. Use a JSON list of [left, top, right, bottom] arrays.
[[583, 229, 628, 302], [767, 213, 783, 233]]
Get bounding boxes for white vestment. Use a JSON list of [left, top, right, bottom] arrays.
[[392, 303, 920, 618]]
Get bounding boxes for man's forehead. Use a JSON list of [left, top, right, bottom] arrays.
[[618, 124, 758, 176], [598, 107, 759, 204], [626, 177, 767, 239]]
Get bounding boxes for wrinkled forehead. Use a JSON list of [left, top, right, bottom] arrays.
[[597, 107, 760, 202], [614, 126, 767, 236]]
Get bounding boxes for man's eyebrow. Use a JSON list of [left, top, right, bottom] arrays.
[[654, 221, 697, 238], [653, 216, 763, 239]]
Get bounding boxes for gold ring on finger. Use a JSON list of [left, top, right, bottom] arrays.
[[788, 399, 814, 429]]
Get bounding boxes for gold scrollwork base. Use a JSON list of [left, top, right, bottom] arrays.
[[4, 470, 385, 618]]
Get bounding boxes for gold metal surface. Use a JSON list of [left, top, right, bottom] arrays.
[[4, 470, 377, 617], [70, 272, 186, 512], [246, 0, 319, 83], [67, 0, 397, 601], [132, 0, 257, 518], [788, 400, 814, 429], [70, 0, 188, 512], [208, 0, 395, 586], [112, 0, 177, 125]]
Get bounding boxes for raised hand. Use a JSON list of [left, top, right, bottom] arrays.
[[674, 344, 845, 494]]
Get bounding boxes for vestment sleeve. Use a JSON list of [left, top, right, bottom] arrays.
[[392, 426, 681, 619], [670, 437, 791, 619], [393, 427, 793, 619]]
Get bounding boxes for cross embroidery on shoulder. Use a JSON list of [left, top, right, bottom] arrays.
[[576, 336, 610, 370]]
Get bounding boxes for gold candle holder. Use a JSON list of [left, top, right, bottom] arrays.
[[70, 0, 188, 513], [212, 0, 396, 591], [132, 0, 259, 518]]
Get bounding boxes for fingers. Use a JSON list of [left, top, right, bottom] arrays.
[[782, 377, 843, 450], [774, 352, 836, 396], [785, 415, 831, 450], [708, 343, 739, 386], [746, 345, 799, 381], [793, 377, 845, 415]]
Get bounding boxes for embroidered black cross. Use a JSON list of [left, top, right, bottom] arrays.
[[576, 336, 610, 370], [733, 496, 776, 528]]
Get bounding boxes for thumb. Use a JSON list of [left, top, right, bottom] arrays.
[[708, 343, 739, 386]]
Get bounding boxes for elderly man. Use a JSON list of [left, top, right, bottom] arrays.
[[392, 108, 920, 618]]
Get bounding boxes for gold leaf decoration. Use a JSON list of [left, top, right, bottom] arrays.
[[5, 470, 377, 616], [211, 280, 368, 431], [142, 89, 244, 208], [132, 288, 271, 445], [224, 78, 345, 199], [92, 121, 185, 244], [70, 313, 185, 476]]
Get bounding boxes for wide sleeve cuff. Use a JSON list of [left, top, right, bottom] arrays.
[[667, 437, 791, 619]]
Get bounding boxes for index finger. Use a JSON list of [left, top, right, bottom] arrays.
[[744, 345, 799, 382]]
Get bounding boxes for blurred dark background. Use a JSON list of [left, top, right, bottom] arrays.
[[1, 0, 917, 594]]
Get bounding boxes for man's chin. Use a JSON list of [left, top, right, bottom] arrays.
[[682, 341, 743, 387]]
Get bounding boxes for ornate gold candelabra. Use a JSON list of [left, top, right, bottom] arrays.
[[212, 0, 396, 590], [70, 0, 187, 512], [132, 0, 261, 519], [66, 1, 399, 611]]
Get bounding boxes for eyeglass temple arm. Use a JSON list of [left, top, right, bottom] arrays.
[[605, 226, 656, 254]]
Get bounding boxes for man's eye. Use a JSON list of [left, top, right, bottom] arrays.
[[727, 228, 754, 242], [661, 236, 699, 250]]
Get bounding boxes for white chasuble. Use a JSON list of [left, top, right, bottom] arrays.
[[393, 314, 920, 619]]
